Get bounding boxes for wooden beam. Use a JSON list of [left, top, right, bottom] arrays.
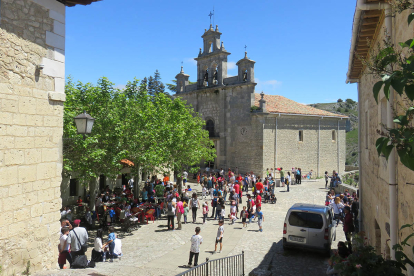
[[362, 18, 380, 25], [363, 10, 382, 18]]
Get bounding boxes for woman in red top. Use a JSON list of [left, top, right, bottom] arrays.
[[255, 177, 264, 195]]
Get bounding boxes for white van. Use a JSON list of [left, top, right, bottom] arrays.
[[283, 203, 336, 255]]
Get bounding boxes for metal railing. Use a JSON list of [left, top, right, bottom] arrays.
[[177, 251, 245, 276]]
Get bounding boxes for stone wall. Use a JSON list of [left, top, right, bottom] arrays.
[[359, 8, 414, 274], [0, 0, 66, 274], [261, 115, 346, 177], [178, 84, 346, 179]]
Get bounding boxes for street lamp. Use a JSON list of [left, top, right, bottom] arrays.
[[74, 111, 95, 139]]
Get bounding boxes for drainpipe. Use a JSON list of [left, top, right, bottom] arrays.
[[357, 83, 363, 233], [384, 8, 397, 260]]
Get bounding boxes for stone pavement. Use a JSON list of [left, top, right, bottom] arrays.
[[34, 179, 345, 276]]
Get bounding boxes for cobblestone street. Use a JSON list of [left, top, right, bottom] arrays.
[[35, 178, 345, 276]]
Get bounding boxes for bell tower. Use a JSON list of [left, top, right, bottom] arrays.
[[194, 24, 231, 88]]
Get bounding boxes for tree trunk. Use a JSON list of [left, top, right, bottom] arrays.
[[134, 166, 141, 199], [177, 175, 183, 195], [89, 177, 98, 212]]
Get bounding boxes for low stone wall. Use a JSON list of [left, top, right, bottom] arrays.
[[334, 183, 358, 196], [345, 165, 359, 171]]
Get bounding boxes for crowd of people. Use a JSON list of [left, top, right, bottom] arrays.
[[57, 166, 352, 271], [324, 185, 359, 275]]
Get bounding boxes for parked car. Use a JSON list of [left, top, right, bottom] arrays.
[[283, 203, 336, 256]]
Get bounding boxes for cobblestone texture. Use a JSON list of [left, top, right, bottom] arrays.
[[34, 179, 345, 276]]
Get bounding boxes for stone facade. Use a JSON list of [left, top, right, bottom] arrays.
[[353, 8, 414, 275], [0, 0, 66, 274], [175, 25, 346, 177]]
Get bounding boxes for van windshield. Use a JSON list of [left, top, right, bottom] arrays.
[[289, 212, 324, 229]]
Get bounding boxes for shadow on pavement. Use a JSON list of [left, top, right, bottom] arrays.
[[249, 241, 329, 276]]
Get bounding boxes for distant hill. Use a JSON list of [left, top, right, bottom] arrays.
[[309, 99, 359, 166]]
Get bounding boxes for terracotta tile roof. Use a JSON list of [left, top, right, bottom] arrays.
[[56, 0, 101, 7], [254, 93, 347, 118]]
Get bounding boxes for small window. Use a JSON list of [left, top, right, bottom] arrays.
[[298, 130, 303, 142], [332, 130, 336, 142], [69, 179, 78, 196], [289, 212, 307, 227], [289, 211, 324, 229], [306, 213, 324, 229]]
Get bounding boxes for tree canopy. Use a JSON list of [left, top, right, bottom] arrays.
[[63, 76, 216, 186]]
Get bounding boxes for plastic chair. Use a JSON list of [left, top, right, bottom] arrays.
[[144, 209, 155, 224]]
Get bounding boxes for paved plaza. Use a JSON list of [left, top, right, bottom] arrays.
[[35, 178, 345, 276]]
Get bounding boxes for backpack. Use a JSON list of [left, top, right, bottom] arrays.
[[167, 202, 173, 212], [192, 199, 198, 208]]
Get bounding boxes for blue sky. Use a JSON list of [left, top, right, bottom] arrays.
[[66, 0, 357, 104]]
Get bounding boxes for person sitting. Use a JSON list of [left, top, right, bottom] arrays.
[[270, 193, 277, 204]]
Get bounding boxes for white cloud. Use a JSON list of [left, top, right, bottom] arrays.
[[115, 84, 126, 90], [255, 78, 282, 93], [227, 61, 236, 70], [184, 58, 197, 66]]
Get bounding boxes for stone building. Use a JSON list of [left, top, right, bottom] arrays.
[[175, 24, 347, 177], [346, 1, 414, 273], [0, 0, 99, 274]]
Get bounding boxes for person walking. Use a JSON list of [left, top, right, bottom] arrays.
[[324, 171, 329, 189], [176, 197, 184, 230], [253, 206, 264, 232], [286, 172, 291, 192], [187, 227, 203, 267], [279, 168, 285, 187], [167, 198, 176, 230], [189, 192, 200, 223], [215, 220, 224, 253], [343, 206, 354, 252]]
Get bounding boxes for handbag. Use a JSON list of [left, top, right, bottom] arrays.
[[71, 255, 88, 269], [73, 229, 88, 253]]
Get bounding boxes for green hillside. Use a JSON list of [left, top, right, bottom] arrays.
[[309, 99, 359, 166]]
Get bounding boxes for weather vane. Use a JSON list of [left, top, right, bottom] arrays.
[[244, 45, 247, 51]]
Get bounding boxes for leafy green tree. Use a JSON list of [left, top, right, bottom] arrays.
[[63, 77, 127, 210], [363, 5, 414, 171], [64, 76, 215, 203]]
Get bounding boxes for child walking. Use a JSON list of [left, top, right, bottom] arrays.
[[188, 227, 203, 267], [215, 220, 224, 253], [254, 206, 264, 232], [183, 202, 189, 224], [58, 227, 70, 269], [240, 206, 248, 228], [202, 202, 209, 224], [202, 186, 207, 200]]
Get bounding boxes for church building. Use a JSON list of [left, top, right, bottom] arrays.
[[175, 24, 347, 177]]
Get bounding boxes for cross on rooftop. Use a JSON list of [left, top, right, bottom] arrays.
[[208, 11, 214, 24]]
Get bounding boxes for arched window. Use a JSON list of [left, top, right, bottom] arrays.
[[206, 120, 215, 137]]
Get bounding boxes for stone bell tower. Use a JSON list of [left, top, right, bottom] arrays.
[[194, 24, 231, 88]]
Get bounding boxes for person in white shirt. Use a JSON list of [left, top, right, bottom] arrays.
[[128, 177, 134, 189], [92, 229, 104, 262], [202, 186, 207, 200], [188, 227, 203, 267], [58, 227, 71, 268], [113, 238, 122, 258]]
